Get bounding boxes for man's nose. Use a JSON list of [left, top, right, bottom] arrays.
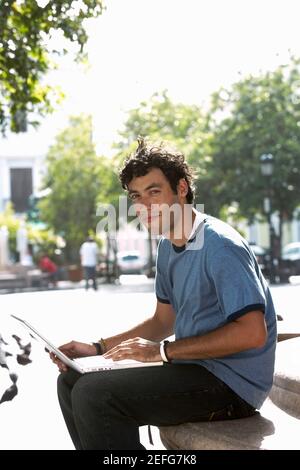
[[138, 195, 151, 210], [134, 200, 148, 217]]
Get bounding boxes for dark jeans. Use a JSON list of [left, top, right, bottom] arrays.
[[57, 363, 256, 450], [83, 266, 97, 290]]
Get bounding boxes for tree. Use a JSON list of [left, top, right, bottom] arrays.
[[117, 90, 207, 149], [39, 114, 114, 262], [0, 0, 104, 134], [210, 56, 300, 247], [116, 91, 216, 213], [114, 92, 221, 274]]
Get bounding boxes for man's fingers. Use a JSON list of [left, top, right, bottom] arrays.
[[103, 338, 142, 357], [104, 343, 143, 361], [48, 351, 68, 371], [120, 337, 140, 344], [105, 349, 134, 361], [103, 346, 129, 359], [49, 352, 59, 363]]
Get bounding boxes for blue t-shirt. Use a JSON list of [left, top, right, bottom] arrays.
[[155, 215, 277, 409]]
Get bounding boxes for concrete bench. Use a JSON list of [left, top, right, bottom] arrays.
[[159, 337, 300, 450], [0, 272, 26, 290], [0, 266, 50, 291], [269, 337, 300, 417], [277, 320, 300, 342]]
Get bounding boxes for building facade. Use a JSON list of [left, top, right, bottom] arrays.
[[0, 154, 45, 214], [242, 212, 300, 249]]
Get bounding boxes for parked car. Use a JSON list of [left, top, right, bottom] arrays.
[[279, 242, 300, 281], [117, 251, 146, 275], [282, 242, 300, 264], [249, 243, 270, 276]]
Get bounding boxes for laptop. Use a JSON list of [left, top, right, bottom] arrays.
[[11, 314, 163, 374]]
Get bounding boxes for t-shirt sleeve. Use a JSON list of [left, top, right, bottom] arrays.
[[155, 271, 171, 304], [155, 240, 171, 304], [209, 245, 266, 321]]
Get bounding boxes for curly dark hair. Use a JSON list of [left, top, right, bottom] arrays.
[[119, 138, 195, 203]]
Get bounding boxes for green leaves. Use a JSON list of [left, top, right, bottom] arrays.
[[210, 57, 300, 222], [39, 114, 120, 262], [115, 90, 215, 213], [115, 65, 300, 225], [0, 0, 104, 133]]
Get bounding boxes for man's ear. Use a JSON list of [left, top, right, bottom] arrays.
[[177, 178, 188, 198]]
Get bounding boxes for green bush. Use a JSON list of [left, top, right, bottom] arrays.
[[0, 203, 62, 263]]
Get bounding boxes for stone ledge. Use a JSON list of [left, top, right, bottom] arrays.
[[160, 338, 300, 450], [159, 398, 300, 450], [277, 321, 300, 342], [269, 337, 300, 417]]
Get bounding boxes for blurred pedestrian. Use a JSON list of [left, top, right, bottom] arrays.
[[79, 236, 99, 291], [39, 253, 58, 287]]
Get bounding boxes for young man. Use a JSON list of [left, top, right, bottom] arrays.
[[53, 138, 277, 450]]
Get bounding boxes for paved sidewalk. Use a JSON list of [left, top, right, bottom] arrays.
[[1, 279, 300, 449], [0, 277, 165, 450]]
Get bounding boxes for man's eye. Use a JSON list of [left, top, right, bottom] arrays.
[[130, 194, 139, 201], [150, 190, 160, 195]]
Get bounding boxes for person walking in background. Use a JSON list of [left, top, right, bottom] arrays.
[[80, 236, 99, 291]]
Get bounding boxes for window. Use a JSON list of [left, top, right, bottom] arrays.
[[122, 255, 140, 261], [10, 168, 33, 213]]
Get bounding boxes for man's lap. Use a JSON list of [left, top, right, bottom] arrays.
[[58, 363, 247, 426]]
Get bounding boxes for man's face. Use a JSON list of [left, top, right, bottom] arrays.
[[127, 168, 187, 237]]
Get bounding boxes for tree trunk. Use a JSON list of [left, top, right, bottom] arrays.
[[105, 232, 111, 283], [278, 212, 283, 258]]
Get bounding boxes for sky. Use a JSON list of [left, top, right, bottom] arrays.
[[1, 0, 300, 157]]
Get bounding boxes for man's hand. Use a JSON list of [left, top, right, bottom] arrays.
[[103, 337, 161, 362], [50, 341, 96, 372]]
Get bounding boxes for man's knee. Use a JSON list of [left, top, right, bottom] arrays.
[[57, 370, 81, 395], [71, 374, 94, 405], [71, 375, 113, 413], [57, 371, 67, 393]]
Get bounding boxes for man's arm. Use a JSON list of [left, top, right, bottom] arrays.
[[104, 310, 267, 363], [165, 310, 267, 361], [103, 300, 175, 351], [50, 300, 175, 371]]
